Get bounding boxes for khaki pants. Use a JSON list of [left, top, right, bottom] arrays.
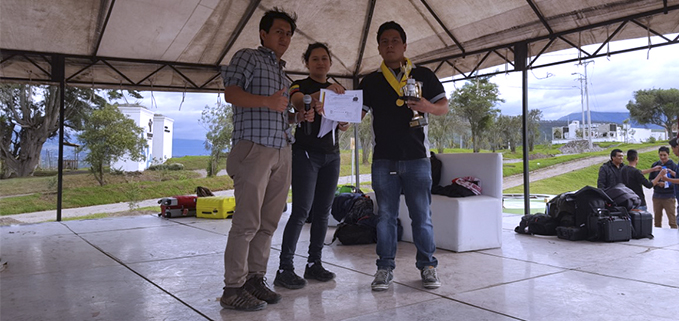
[[223, 140, 291, 288], [652, 197, 677, 228]]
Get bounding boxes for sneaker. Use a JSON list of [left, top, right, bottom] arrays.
[[274, 269, 307, 289], [243, 275, 282, 304], [371, 269, 393, 291], [304, 261, 336, 282], [420, 266, 441, 289], [220, 287, 267, 311]]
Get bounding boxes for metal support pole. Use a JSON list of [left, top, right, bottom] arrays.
[[53, 55, 66, 221], [515, 42, 531, 214], [353, 77, 361, 187]]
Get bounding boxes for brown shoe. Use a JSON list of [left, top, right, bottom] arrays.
[[243, 275, 282, 304], [220, 287, 267, 311]]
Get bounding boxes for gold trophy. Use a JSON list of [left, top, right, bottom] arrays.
[[400, 77, 427, 128]]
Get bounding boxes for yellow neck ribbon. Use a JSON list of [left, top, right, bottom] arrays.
[[380, 57, 413, 106]]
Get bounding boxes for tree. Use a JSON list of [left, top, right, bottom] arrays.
[[0, 84, 141, 178], [495, 115, 522, 152], [357, 113, 373, 164], [428, 109, 468, 153], [449, 77, 504, 152], [526, 109, 543, 151], [79, 104, 147, 186], [200, 102, 233, 177], [626, 88, 679, 138]]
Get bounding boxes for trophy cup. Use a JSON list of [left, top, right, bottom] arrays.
[[400, 77, 427, 128]]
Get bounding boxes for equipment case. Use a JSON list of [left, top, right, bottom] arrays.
[[629, 209, 653, 239], [556, 226, 587, 241], [197, 196, 235, 219]]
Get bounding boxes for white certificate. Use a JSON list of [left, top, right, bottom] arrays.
[[320, 89, 363, 123]]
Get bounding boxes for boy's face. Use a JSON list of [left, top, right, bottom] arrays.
[[260, 18, 293, 59], [672, 145, 679, 157], [378, 29, 407, 67]]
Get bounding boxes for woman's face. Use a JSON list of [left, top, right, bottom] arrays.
[[659, 151, 670, 163], [306, 47, 331, 78]]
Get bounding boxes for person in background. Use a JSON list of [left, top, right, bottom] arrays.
[[358, 21, 448, 291], [648, 146, 677, 228], [275, 42, 349, 289], [219, 8, 297, 311], [597, 149, 625, 189], [655, 138, 679, 229], [620, 149, 662, 211]]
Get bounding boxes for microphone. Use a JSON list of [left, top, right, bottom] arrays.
[[303, 94, 312, 135]]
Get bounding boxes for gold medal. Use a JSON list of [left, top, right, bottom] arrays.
[[396, 99, 404, 106]]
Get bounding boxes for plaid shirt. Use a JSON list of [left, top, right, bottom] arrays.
[[221, 46, 293, 148]]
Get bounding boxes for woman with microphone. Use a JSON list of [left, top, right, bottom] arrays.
[[275, 42, 349, 289]]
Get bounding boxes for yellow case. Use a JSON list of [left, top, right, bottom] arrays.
[[196, 196, 235, 219]]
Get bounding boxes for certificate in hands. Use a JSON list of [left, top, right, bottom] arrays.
[[320, 89, 363, 123]]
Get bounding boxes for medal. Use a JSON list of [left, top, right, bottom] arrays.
[[396, 99, 404, 106]]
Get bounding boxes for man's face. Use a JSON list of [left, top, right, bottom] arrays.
[[612, 152, 624, 166], [659, 151, 670, 163], [260, 18, 292, 59], [378, 29, 407, 67], [672, 145, 679, 157]]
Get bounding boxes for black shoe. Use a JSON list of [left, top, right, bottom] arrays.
[[274, 269, 307, 289], [220, 287, 267, 311], [243, 275, 281, 304], [304, 261, 336, 282]]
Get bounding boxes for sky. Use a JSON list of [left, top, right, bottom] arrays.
[[128, 36, 679, 142]]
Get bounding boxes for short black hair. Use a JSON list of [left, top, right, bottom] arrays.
[[626, 149, 638, 162], [259, 7, 297, 43], [610, 148, 623, 159], [659, 146, 670, 154], [669, 137, 678, 148], [302, 42, 331, 64], [377, 21, 406, 44]]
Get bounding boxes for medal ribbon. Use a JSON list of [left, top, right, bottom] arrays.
[[381, 58, 413, 106]]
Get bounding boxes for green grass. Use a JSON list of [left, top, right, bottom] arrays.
[[1, 142, 669, 217], [1, 175, 232, 215], [503, 150, 661, 195]]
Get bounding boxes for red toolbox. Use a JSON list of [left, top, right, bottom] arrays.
[[158, 195, 197, 218]]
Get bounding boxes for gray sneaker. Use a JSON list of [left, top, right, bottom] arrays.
[[420, 266, 441, 289], [371, 269, 393, 291]]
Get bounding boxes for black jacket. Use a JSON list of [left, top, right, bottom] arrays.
[[597, 160, 624, 189]]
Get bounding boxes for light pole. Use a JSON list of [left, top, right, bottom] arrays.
[[573, 60, 594, 149]]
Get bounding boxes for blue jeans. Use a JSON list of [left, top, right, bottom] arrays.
[[279, 150, 341, 270], [372, 158, 438, 270]]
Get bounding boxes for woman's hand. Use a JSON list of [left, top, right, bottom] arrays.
[[312, 97, 324, 116], [326, 83, 345, 94]]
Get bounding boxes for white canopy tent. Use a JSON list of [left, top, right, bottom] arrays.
[[2, 0, 679, 219]]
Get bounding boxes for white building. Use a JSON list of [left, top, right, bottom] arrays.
[[111, 106, 173, 172], [552, 121, 666, 144]]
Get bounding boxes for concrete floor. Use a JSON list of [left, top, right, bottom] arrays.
[[1, 211, 678, 321]]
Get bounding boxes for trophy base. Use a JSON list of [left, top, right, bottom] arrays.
[[399, 96, 420, 102], [409, 117, 428, 128]]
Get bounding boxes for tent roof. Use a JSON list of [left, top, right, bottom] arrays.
[[2, 0, 679, 92]]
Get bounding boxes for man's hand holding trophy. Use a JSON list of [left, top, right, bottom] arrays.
[[400, 77, 427, 128]]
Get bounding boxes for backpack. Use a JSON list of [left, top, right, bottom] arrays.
[[515, 213, 558, 235], [330, 222, 377, 245], [546, 191, 576, 227], [572, 186, 615, 227], [331, 192, 374, 224], [604, 183, 641, 211], [430, 151, 442, 187]]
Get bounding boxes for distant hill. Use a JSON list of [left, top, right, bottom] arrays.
[[556, 111, 662, 129], [172, 138, 210, 157]]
